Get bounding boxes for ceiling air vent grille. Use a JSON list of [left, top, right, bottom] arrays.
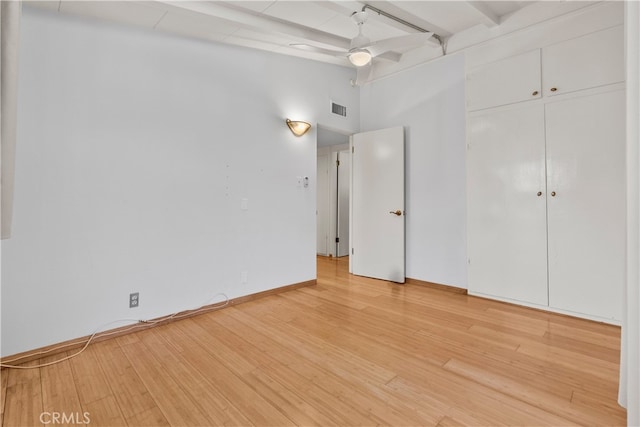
[[331, 102, 347, 117]]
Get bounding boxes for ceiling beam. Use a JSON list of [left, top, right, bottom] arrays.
[[466, 1, 501, 28], [160, 1, 351, 50]]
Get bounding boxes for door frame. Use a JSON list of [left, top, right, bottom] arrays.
[[316, 124, 352, 258]]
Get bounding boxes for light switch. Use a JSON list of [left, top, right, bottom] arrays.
[[241, 198, 248, 211]]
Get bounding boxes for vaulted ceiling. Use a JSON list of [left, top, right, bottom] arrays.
[[28, 1, 599, 80]]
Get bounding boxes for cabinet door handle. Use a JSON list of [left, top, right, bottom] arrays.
[[532, 90, 539, 96], [537, 191, 542, 196], [551, 191, 556, 197], [550, 87, 558, 92]]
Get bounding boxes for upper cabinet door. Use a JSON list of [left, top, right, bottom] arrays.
[[466, 50, 542, 111], [542, 26, 624, 97]]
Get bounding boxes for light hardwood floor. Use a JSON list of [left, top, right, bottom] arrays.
[[1, 256, 626, 426]]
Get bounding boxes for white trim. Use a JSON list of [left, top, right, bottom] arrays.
[[468, 291, 621, 326], [620, 1, 640, 423]]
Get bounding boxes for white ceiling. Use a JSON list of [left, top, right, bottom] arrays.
[[27, 1, 599, 79]]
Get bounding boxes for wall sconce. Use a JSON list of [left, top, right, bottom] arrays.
[[286, 119, 311, 137]]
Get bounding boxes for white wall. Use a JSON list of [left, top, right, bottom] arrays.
[[1, 7, 358, 357], [360, 54, 467, 288]]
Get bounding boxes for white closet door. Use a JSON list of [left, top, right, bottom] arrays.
[[546, 90, 625, 321], [467, 104, 548, 305]]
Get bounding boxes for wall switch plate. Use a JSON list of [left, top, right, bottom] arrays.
[[241, 198, 248, 211], [130, 292, 139, 308], [296, 176, 303, 188]]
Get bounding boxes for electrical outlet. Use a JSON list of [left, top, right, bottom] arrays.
[[129, 292, 139, 308]]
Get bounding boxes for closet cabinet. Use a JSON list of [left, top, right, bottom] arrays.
[[467, 26, 624, 111], [467, 89, 625, 322], [466, 25, 625, 322]]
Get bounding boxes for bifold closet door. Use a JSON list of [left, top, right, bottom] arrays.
[[467, 104, 548, 305], [545, 90, 625, 321]]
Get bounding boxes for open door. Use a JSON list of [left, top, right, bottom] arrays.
[[350, 126, 405, 283]]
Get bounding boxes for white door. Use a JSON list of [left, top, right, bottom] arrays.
[[467, 104, 548, 305], [546, 90, 625, 320], [351, 127, 405, 283], [336, 150, 350, 257], [316, 153, 330, 255]]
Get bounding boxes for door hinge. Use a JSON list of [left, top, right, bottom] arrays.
[[352, 248, 354, 255], [336, 159, 340, 166], [352, 146, 354, 153], [335, 237, 340, 243]]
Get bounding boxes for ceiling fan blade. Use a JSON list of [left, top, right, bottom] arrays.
[[289, 44, 348, 57], [364, 32, 434, 58]]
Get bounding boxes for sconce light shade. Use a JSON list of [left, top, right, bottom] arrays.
[[286, 119, 311, 137]]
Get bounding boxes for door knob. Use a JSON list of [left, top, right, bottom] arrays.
[[551, 191, 556, 197], [389, 210, 402, 216], [537, 191, 542, 196]]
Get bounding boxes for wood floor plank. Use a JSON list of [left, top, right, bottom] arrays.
[[160, 319, 296, 426], [3, 361, 43, 427], [40, 354, 84, 420], [217, 306, 443, 425], [244, 367, 340, 427], [443, 357, 625, 426], [140, 327, 254, 426], [81, 396, 126, 427], [67, 347, 109, 405], [91, 339, 169, 425], [0, 369, 8, 426], [67, 345, 126, 425], [188, 314, 381, 425], [117, 336, 215, 426]]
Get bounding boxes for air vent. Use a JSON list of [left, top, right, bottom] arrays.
[[331, 102, 347, 117]]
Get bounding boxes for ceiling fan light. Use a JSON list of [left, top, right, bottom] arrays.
[[348, 49, 372, 67]]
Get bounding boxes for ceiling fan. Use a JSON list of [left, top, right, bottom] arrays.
[[290, 10, 438, 79]]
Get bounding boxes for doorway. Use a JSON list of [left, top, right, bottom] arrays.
[[317, 126, 350, 258]]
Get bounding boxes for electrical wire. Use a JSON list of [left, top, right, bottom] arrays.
[[0, 293, 229, 369]]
